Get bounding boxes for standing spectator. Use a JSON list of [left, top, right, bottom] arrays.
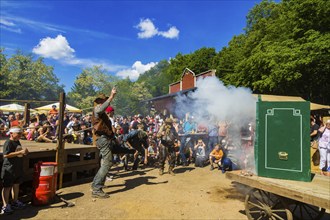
[[105, 106, 116, 133], [180, 116, 196, 165], [91, 88, 117, 199], [132, 115, 148, 131], [1, 127, 29, 214], [120, 117, 130, 135], [310, 117, 320, 142], [318, 120, 330, 172], [208, 121, 219, 154], [218, 121, 229, 143], [48, 105, 58, 116]]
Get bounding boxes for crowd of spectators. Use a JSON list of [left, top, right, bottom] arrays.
[[0, 107, 255, 174]]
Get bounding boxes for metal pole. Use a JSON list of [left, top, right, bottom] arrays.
[[56, 92, 66, 189]]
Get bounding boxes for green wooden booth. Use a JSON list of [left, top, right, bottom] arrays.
[[255, 99, 311, 182]]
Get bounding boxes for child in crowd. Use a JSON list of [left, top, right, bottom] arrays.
[[1, 127, 28, 215], [209, 144, 223, 171]]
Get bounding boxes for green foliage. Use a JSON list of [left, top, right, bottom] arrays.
[[137, 60, 171, 97], [0, 49, 64, 104], [67, 66, 119, 110], [219, 0, 330, 104]]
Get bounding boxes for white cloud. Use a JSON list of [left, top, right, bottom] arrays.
[[136, 18, 179, 39], [116, 61, 157, 80], [0, 17, 22, 33], [136, 18, 158, 39], [0, 25, 22, 33], [0, 18, 15, 26], [32, 35, 75, 59], [159, 26, 180, 39], [32, 35, 126, 72]]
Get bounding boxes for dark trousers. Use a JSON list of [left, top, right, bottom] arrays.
[[159, 144, 176, 170]]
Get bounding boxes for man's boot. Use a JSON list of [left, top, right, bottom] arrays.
[[168, 167, 175, 176], [159, 169, 164, 176]]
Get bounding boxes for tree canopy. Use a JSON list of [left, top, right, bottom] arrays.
[[0, 49, 64, 104]]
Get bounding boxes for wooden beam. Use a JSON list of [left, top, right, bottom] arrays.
[[24, 103, 30, 126], [56, 92, 66, 189]]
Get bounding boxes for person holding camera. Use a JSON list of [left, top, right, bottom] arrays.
[[194, 139, 207, 167]]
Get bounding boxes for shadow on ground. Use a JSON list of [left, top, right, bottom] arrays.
[[4, 192, 84, 220]]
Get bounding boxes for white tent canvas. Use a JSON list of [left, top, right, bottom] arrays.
[[0, 103, 26, 112], [35, 102, 82, 113]]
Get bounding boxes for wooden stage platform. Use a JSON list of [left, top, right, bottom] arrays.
[[0, 140, 100, 187]]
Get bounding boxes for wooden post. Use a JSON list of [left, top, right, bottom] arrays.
[[56, 93, 66, 189], [92, 101, 96, 147], [24, 103, 30, 126]]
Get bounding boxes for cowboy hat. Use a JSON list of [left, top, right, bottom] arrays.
[[94, 93, 109, 103], [165, 118, 173, 124]]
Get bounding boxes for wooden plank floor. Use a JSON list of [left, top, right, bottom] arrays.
[[0, 139, 94, 154], [226, 170, 330, 210]]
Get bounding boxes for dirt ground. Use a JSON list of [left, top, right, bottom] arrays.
[[4, 162, 330, 220], [5, 164, 250, 220]]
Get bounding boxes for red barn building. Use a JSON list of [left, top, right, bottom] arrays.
[[146, 68, 216, 116]]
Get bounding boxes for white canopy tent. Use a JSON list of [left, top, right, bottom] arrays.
[[35, 102, 82, 113], [0, 103, 36, 112]]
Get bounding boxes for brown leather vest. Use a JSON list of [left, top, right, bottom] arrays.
[[92, 111, 113, 137]]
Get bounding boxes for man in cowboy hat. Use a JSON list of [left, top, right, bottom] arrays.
[[91, 88, 117, 199], [157, 117, 178, 175]]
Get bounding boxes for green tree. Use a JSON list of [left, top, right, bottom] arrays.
[[67, 66, 119, 110], [0, 49, 64, 103], [219, 0, 330, 104], [137, 60, 170, 97]]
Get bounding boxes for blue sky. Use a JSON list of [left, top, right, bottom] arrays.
[[1, 0, 262, 92]]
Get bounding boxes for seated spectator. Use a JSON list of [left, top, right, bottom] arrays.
[[26, 114, 40, 141], [221, 140, 240, 173], [209, 144, 223, 171], [194, 139, 207, 167], [36, 121, 55, 143], [147, 140, 159, 166], [8, 114, 18, 127]]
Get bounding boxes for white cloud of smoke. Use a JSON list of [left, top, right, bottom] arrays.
[[175, 77, 256, 124], [174, 76, 257, 171]]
